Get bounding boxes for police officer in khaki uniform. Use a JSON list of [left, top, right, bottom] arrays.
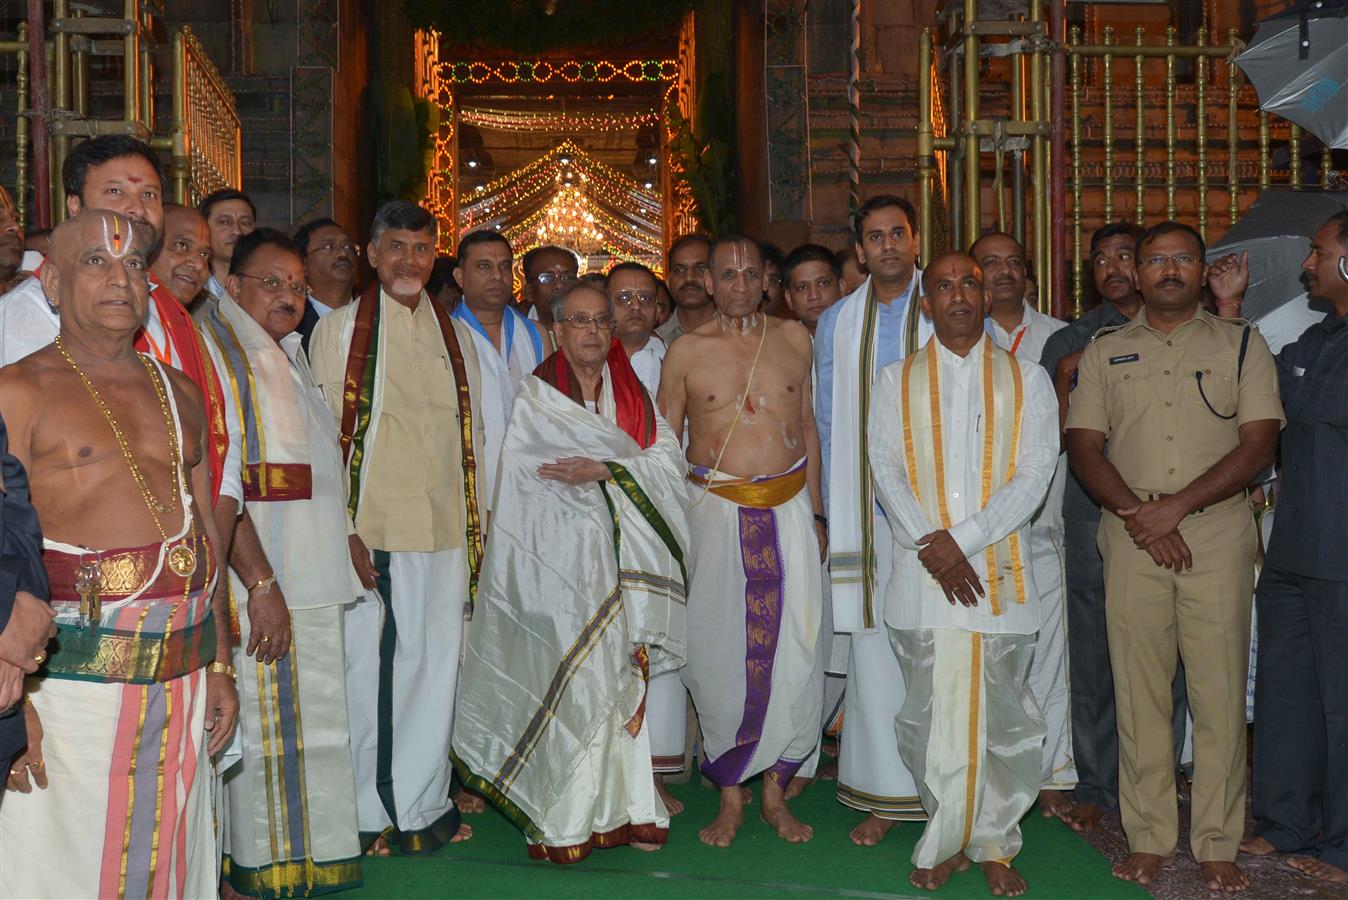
[[1065, 221, 1283, 893]]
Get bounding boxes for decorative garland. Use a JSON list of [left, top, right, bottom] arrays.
[[459, 105, 661, 132], [403, 1, 698, 54]]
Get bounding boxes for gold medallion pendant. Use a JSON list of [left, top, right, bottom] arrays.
[[168, 542, 198, 577]]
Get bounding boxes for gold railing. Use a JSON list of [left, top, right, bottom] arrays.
[[157, 27, 241, 205], [30, 6, 239, 220], [1063, 25, 1337, 315], [0, 24, 29, 225], [918, 3, 1343, 319]]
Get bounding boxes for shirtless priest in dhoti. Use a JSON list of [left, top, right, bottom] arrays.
[[0, 210, 237, 897], [659, 234, 826, 846]]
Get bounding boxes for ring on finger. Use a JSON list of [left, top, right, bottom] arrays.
[[26, 760, 43, 769], [260, 636, 271, 643]]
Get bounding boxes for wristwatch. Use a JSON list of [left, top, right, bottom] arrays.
[[206, 661, 237, 678]]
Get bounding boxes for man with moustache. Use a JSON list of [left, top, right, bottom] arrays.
[[293, 218, 359, 352], [1240, 211, 1348, 886], [0, 186, 25, 292], [868, 251, 1057, 896], [309, 200, 484, 855], [661, 235, 824, 848], [783, 244, 843, 336], [606, 260, 685, 812], [1042, 222, 1243, 833], [452, 231, 546, 509], [455, 282, 689, 863], [970, 231, 1075, 820], [202, 229, 362, 897], [0, 210, 237, 897], [1067, 221, 1282, 892], [200, 188, 257, 301], [522, 244, 579, 330], [609, 262, 665, 395], [656, 234, 715, 345], [151, 204, 213, 312], [815, 195, 931, 845]]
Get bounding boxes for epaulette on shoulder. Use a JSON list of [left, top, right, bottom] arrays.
[[1215, 315, 1256, 329], [1089, 323, 1128, 343]]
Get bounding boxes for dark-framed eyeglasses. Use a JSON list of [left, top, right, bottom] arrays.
[[237, 272, 306, 297], [560, 313, 615, 331]]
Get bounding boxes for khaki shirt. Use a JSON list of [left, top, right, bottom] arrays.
[[1065, 307, 1284, 494], [309, 290, 480, 554]]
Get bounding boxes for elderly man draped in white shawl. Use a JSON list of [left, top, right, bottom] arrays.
[[453, 283, 689, 864], [867, 251, 1057, 898], [200, 229, 362, 897], [309, 201, 484, 855]]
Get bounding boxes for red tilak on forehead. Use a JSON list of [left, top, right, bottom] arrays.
[[125, 175, 143, 185]]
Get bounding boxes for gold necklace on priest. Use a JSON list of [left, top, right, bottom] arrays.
[[55, 336, 199, 577]]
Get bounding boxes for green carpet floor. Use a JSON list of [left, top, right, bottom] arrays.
[[349, 780, 1149, 899]]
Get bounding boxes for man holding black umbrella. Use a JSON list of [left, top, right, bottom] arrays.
[[1241, 210, 1348, 886]]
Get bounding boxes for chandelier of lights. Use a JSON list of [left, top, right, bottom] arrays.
[[536, 184, 603, 255]]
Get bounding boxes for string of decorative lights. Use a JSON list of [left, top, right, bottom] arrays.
[[442, 59, 679, 85], [458, 106, 661, 132]]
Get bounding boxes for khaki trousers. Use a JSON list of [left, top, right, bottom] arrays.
[[1098, 499, 1254, 862]]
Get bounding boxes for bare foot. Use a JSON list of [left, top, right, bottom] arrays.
[[784, 775, 814, 800], [453, 789, 486, 814], [761, 777, 813, 843], [698, 785, 746, 847], [654, 773, 684, 815], [1200, 860, 1248, 892], [449, 822, 474, 843], [1288, 857, 1348, 883], [909, 852, 970, 891], [981, 860, 1028, 897], [630, 841, 662, 853], [1037, 788, 1073, 818], [364, 835, 392, 857], [739, 785, 753, 805], [849, 814, 895, 847], [1238, 836, 1277, 856], [817, 756, 838, 780], [1062, 801, 1106, 833], [1113, 852, 1169, 886]]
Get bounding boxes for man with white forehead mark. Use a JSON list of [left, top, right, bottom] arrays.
[[659, 234, 826, 848]]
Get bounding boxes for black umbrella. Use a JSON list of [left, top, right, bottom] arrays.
[[1207, 187, 1348, 322], [1235, 0, 1348, 150]]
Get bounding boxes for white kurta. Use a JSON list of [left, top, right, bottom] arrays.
[[987, 306, 1077, 789], [868, 336, 1058, 868], [454, 307, 543, 509], [869, 337, 1059, 636]]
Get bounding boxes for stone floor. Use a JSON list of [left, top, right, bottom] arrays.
[[1076, 748, 1344, 900]]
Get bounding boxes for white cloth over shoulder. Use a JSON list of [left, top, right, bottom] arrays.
[[453, 372, 689, 853], [869, 335, 1058, 635]]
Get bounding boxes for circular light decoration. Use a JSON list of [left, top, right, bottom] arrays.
[[536, 185, 603, 255]]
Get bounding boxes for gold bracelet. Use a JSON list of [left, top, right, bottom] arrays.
[[248, 575, 277, 596], [206, 661, 237, 678]]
